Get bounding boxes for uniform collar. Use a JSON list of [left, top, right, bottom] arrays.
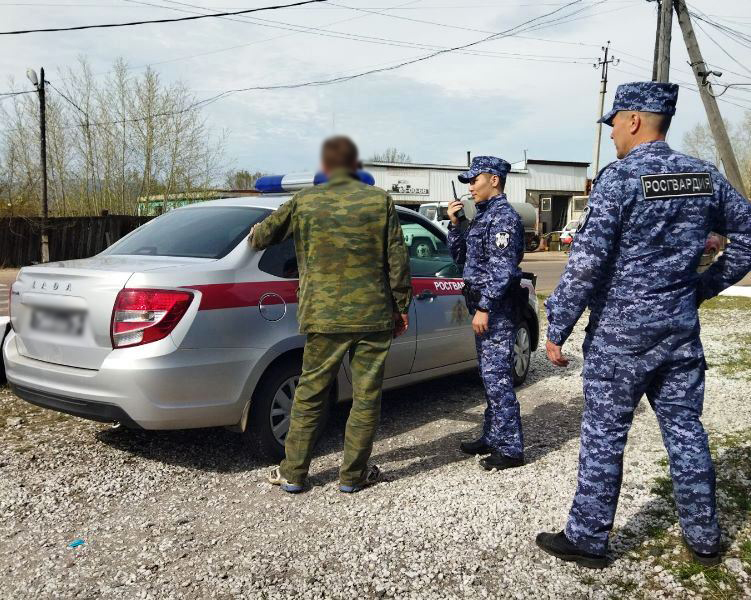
[[475, 193, 506, 213], [328, 168, 357, 182], [627, 140, 671, 157]]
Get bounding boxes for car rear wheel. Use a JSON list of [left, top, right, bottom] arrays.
[[244, 360, 331, 461], [513, 321, 532, 386]]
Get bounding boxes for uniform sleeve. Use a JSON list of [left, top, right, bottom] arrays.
[[447, 224, 467, 265], [249, 196, 295, 250], [545, 169, 622, 345], [477, 212, 524, 311], [698, 178, 751, 301], [385, 195, 413, 314]]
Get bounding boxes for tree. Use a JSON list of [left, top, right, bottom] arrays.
[[682, 117, 750, 196], [370, 147, 412, 163], [0, 58, 225, 217], [224, 169, 265, 190]]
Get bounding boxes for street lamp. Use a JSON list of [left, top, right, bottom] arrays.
[[27, 67, 49, 263]]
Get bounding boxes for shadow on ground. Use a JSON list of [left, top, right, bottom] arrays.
[[96, 367, 583, 482]]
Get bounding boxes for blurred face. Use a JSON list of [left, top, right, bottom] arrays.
[[468, 173, 501, 203]]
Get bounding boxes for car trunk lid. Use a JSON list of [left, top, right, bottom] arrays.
[[9, 256, 205, 369]]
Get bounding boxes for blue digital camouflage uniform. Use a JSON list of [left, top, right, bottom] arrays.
[[546, 81, 751, 557], [448, 156, 526, 458]]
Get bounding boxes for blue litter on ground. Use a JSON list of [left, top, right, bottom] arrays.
[[67, 539, 85, 548]]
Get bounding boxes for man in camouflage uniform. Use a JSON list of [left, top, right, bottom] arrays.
[[536, 82, 751, 568], [250, 136, 412, 493], [447, 156, 526, 471]]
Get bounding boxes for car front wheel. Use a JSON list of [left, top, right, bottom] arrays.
[[513, 321, 532, 386]]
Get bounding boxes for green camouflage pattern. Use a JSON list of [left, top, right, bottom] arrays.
[[250, 169, 413, 333], [280, 330, 392, 486]]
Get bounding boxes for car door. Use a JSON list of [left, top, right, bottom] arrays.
[[399, 212, 476, 372], [262, 238, 417, 379]]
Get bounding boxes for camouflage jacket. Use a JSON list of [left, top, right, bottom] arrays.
[[447, 194, 525, 312], [250, 169, 413, 334], [546, 140, 751, 348]]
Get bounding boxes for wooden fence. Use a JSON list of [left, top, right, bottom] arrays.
[[0, 216, 152, 268]]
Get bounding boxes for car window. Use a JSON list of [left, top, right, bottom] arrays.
[[258, 237, 299, 279], [399, 213, 459, 278], [564, 220, 578, 231], [105, 206, 269, 259]]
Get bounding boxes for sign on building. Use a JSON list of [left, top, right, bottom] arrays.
[[384, 171, 430, 196]]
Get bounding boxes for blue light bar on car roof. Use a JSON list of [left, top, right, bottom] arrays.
[[255, 170, 375, 193]]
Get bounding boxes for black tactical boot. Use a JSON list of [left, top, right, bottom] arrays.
[[683, 537, 721, 566], [459, 438, 492, 455], [479, 452, 524, 470], [535, 531, 607, 569]]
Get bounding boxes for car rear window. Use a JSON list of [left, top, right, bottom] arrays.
[[105, 206, 270, 259]]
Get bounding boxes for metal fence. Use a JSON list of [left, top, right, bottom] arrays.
[[0, 216, 152, 268]]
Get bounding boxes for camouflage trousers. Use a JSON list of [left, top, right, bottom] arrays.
[[566, 331, 720, 556], [475, 311, 524, 458], [280, 330, 392, 487]]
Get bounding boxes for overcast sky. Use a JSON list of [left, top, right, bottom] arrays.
[[2, 0, 750, 177]]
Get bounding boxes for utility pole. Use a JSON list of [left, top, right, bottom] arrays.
[[592, 42, 618, 177], [650, 0, 661, 81], [27, 67, 49, 263], [655, 0, 673, 82], [673, 0, 745, 193]]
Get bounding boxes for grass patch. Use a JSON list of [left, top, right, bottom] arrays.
[[629, 429, 751, 598], [700, 296, 751, 311], [669, 562, 742, 599], [740, 540, 751, 566]]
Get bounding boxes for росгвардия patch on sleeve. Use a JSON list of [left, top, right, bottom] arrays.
[[640, 172, 713, 200]]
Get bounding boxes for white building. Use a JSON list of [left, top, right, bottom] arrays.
[[364, 158, 590, 234]]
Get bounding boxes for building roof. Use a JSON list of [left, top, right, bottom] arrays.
[[365, 158, 590, 173], [525, 159, 590, 167]]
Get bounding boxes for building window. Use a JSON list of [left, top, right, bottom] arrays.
[[541, 197, 552, 212]]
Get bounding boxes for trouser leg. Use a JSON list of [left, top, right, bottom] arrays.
[[340, 330, 392, 486], [476, 315, 523, 458], [565, 362, 641, 555], [649, 356, 720, 554], [280, 333, 351, 484]]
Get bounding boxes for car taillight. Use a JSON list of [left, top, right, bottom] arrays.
[[111, 289, 193, 349]]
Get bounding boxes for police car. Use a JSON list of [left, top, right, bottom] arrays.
[[2, 173, 539, 459]]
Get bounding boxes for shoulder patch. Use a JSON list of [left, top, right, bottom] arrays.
[[495, 231, 510, 249], [641, 172, 713, 200], [576, 206, 591, 232]]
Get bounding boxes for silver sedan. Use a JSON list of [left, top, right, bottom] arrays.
[[3, 191, 539, 459]]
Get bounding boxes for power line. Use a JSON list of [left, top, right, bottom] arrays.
[[0, 89, 37, 97], [611, 63, 751, 111], [1, 0, 589, 134], [121, 0, 599, 69], [0, 0, 326, 35]]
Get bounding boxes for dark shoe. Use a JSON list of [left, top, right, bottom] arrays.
[[683, 537, 721, 566], [535, 531, 607, 569], [340, 465, 381, 493], [460, 438, 492, 455], [480, 452, 524, 471]]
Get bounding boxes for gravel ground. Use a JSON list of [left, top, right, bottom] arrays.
[[1, 297, 750, 599]]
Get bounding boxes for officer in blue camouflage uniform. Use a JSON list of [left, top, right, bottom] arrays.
[[536, 82, 751, 569], [447, 156, 526, 471]]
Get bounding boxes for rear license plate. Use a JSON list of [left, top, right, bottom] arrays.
[[30, 308, 86, 336]]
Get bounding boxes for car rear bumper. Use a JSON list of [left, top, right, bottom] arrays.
[[9, 382, 143, 428], [3, 330, 266, 429]]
